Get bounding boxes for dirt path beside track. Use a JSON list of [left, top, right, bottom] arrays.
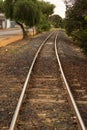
[[0, 35, 22, 47]]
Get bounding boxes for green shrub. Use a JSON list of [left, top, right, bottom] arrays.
[[37, 20, 51, 33], [72, 29, 87, 54]]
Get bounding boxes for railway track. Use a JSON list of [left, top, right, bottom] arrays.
[[9, 31, 86, 130], [56, 30, 87, 129]]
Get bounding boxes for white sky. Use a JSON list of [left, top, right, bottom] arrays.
[[44, 0, 66, 18]]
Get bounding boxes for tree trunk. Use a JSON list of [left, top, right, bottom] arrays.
[[16, 21, 28, 39]]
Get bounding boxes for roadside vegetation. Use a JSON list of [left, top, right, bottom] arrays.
[[36, 1, 55, 33], [64, 0, 87, 55], [49, 14, 63, 28], [0, 0, 4, 13]]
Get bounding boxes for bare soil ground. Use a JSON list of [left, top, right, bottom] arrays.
[[0, 30, 87, 129], [15, 33, 78, 130], [0, 35, 22, 47], [57, 30, 87, 128], [0, 32, 50, 129]]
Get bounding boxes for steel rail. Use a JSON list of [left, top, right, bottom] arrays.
[[9, 32, 54, 130], [55, 33, 86, 130]]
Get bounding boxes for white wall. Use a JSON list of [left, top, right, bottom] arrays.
[[6, 19, 11, 28], [2, 21, 6, 28]]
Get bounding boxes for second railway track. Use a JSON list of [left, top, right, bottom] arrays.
[[9, 31, 86, 130]]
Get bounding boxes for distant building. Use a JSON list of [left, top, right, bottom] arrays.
[[0, 13, 6, 28], [0, 13, 15, 29]]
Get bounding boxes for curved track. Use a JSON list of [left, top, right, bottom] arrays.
[[56, 30, 87, 130], [9, 31, 86, 130]]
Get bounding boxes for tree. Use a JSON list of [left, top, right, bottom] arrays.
[[4, 0, 40, 38], [0, 0, 4, 13], [65, 0, 87, 54], [38, 1, 55, 18], [37, 1, 55, 32], [37, 14, 51, 32], [49, 15, 63, 28], [4, 0, 55, 38], [64, 0, 75, 9], [65, 0, 87, 34]]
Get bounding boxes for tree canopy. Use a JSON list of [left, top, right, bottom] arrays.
[[4, 0, 41, 38], [36, 1, 55, 32], [4, 0, 54, 38], [49, 15, 63, 28], [38, 1, 55, 18], [0, 0, 4, 13], [65, 0, 87, 33], [65, 0, 87, 54], [13, 0, 40, 27]]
